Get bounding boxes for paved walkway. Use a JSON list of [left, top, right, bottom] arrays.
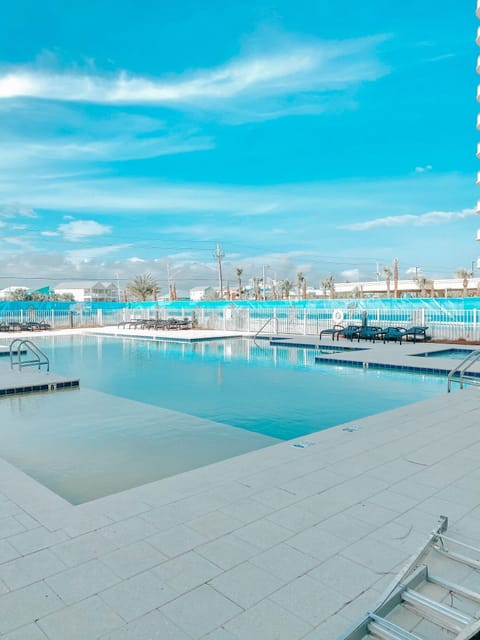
[[0, 329, 478, 638]]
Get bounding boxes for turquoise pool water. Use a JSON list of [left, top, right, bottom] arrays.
[[42, 335, 447, 440], [417, 348, 476, 360], [0, 335, 448, 503]]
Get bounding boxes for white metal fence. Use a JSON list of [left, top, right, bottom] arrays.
[[1, 306, 479, 341]]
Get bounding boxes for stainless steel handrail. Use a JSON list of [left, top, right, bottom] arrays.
[[9, 339, 50, 371], [447, 349, 480, 392], [253, 317, 274, 348]]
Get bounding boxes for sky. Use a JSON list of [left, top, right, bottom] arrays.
[[0, 0, 478, 295]]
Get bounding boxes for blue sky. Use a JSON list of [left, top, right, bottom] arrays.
[[0, 0, 477, 293]]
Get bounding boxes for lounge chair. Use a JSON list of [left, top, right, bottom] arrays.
[[403, 326, 431, 342], [319, 324, 344, 341], [356, 326, 383, 342], [381, 326, 406, 344], [339, 325, 361, 341]]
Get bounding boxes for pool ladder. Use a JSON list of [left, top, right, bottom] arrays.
[[447, 349, 480, 392], [9, 339, 50, 372], [253, 317, 275, 348]]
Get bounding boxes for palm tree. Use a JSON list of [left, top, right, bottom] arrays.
[[281, 279, 293, 300], [296, 272, 304, 298], [322, 276, 335, 300], [415, 275, 430, 298], [383, 266, 392, 298], [302, 277, 307, 300], [235, 268, 243, 299], [393, 258, 399, 299], [126, 273, 160, 301], [252, 277, 261, 300], [456, 268, 470, 298]]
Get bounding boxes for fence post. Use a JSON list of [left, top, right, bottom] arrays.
[[303, 308, 307, 335], [274, 308, 278, 334], [51, 309, 55, 328], [97, 309, 103, 326]]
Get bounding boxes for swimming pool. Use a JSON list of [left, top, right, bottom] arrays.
[[416, 348, 476, 360], [0, 335, 447, 503]]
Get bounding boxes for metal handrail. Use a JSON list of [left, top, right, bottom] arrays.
[[9, 339, 50, 371], [447, 349, 480, 392], [253, 317, 274, 348]]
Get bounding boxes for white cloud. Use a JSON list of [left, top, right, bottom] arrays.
[[0, 203, 37, 218], [65, 243, 132, 264], [0, 35, 389, 109], [415, 165, 432, 173], [58, 220, 112, 241], [40, 230, 60, 237], [339, 207, 476, 231], [341, 268, 360, 280]]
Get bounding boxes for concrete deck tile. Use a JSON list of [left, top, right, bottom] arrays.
[[37, 595, 123, 640], [99, 570, 177, 621], [341, 536, 410, 574], [249, 542, 320, 582], [219, 497, 276, 524], [196, 533, 261, 570], [0, 623, 48, 640], [342, 501, 399, 528], [208, 561, 284, 609], [269, 574, 346, 626], [101, 540, 167, 579], [98, 609, 191, 640], [152, 550, 222, 593], [223, 598, 312, 640], [45, 559, 121, 604], [99, 516, 158, 548], [0, 515, 26, 539], [286, 526, 349, 562], [301, 614, 354, 639], [234, 519, 292, 550], [265, 503, 322, 533], [50, 530, 117, 567], [161, 584, 242, 639], [187, 511, 244, 539], [147, 523, 208, 558], [308, 555, 380, 600], [0, 582, 64, 635], [8, 526, 68, 555], [14, 513, 39, 531], [0, 548, 66, 590], [139, 504, 188, 531], [0, 538, 21, 564]]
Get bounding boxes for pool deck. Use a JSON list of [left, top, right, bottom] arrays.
[[0, 328, 479, 638]]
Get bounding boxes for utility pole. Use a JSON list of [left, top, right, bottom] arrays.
[[214, 243, 225, 298]]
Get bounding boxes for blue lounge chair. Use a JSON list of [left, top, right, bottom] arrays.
[[356, 326, 383, 342], [319, 324, 344, 341], [340, 325, 361, 341], [403, 326, 431, 342], [381, 327, 406, 344]]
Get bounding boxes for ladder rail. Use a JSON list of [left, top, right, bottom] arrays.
[[447, 349, 480, 392], [9, 339, 50, 371], [253, 317, 275, 348]]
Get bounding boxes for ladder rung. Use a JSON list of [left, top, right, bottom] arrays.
[[435, 546, 480, 571], [368, 616, 423, 640], [428, 573, 480, 605], [402, 589, 473, 633]]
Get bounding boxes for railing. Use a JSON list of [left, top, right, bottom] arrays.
[[447, 350, 480, 392], [1, 304, 480, 341], [253, 317, 275, 348], [9, 339, 50, 371]]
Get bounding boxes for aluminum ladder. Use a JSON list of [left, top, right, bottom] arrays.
[[447, 350, 480, 392], [337, 516, 480, 640], [9, 338, 50, 371]]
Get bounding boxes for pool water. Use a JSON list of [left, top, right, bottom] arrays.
[[41, 335, 447, 440], [417, 348, 477, 360], [0, 335, 448, 503]]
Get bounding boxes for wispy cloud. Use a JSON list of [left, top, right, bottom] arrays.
[[0, 35, 389, 109], [57, 220, 112, 241], [415, 164, 432, 173], [339, 207, 476, 231], [65, 243, 132, 264]]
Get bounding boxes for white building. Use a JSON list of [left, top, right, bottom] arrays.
[[54, 281, 118, 302]]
